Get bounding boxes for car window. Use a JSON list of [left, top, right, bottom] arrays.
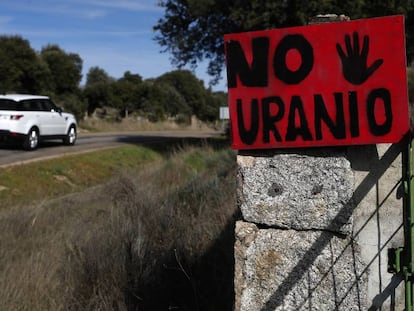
[[20, 100, 32, 111], [49, 100, 59, 112], [20, 100, 42, 111], [0, 99, 17, 110], [31, 100, 43, 111], [40, 99, 58, 112]]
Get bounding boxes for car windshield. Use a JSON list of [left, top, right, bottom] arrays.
[[0, 99, 18, 110]]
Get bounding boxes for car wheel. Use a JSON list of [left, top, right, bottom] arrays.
[[63, 125, 77, 145], [23, 128, 39, 151]]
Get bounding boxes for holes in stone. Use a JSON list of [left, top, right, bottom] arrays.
[[268, 182, 283, 197], [312, 184, 323, 195]]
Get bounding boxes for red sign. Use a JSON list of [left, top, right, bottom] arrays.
[[224, 15, 409, 150]]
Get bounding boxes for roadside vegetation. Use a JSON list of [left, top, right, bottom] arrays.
[[78, 114, 219, 133], [0, 139, 237, 310], [2, 2, 414, 310], [0, 36, 227, 126], [0, 145, 161, 208]]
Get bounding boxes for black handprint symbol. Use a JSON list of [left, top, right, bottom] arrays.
[[336, 32, 383, 85]]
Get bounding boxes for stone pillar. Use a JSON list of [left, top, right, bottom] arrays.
[[234, 144, 405, 310]]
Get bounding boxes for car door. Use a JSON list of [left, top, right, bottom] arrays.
[[23, 100, 51, 135], [40, 99, 67, 135]]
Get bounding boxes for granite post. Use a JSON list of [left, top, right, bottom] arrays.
[[234, 144, 405, 310]]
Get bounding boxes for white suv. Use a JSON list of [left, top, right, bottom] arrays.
[[0, 94, 77, 150]]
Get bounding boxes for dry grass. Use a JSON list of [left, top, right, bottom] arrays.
[[0, 146, 160, 208], [0, 145, 237, 310], [79, 115, 217, 133]]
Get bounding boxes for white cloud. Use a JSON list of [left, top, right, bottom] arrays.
[[0, 16, 13, 24], [0, 1, 226, 91], [12, 29, 152, 40], [80, 9, 108, 19], [0, 1, 108, 20], [77, 0, 161, 12], [0, 1, 162, 22]]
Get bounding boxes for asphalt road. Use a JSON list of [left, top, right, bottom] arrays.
[[0, 130, 221, 167]]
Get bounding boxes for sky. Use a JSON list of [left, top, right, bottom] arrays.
[[0, 0, 227, 91]]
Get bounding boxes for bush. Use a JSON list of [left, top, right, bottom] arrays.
[[62, 147, 238, 310], [55, 93, 87, 121], [0, 144, 237, 310]]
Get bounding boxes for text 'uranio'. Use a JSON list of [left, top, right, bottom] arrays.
[[224, 15, 409, 150]]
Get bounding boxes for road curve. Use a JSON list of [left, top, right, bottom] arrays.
[[0, 130, 222, 167]]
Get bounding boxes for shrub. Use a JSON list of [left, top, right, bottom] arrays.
[[54, 93, 87, 121], [62, 147, 238, 310]]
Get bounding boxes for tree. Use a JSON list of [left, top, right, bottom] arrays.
[[30, 57, 55, 94], [119, 71, 143, 85], [361, 0, 414, 66], [156, 70, 206, 119], [83, 66, 114, 116], [154, 0, 413, 84], [139, 80, 167, 122], [0, 35, 51, 93], [40, 44, 83, 95], [54, 92, 87, 121], [202, 90, 227, 122], [157, 81, 190, 117], [112, 71, 143, 117]]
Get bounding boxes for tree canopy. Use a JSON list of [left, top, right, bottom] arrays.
[[41, 44, 82, 95], [0, 36, 50, 94], [154, 0, 414, 84], [84, 67, 114, 115], [0, 36, 83, 96], [156, 70, 205, 117], [112, 71, 144, 117], [0, 34, 227, 123]]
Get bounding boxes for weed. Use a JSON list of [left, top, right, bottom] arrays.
[[0, 145, 237, 310], [0, 145, 160, 208]]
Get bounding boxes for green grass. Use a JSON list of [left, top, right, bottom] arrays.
[[0, 142, 237, 310], [0, 145, 161, 208]]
